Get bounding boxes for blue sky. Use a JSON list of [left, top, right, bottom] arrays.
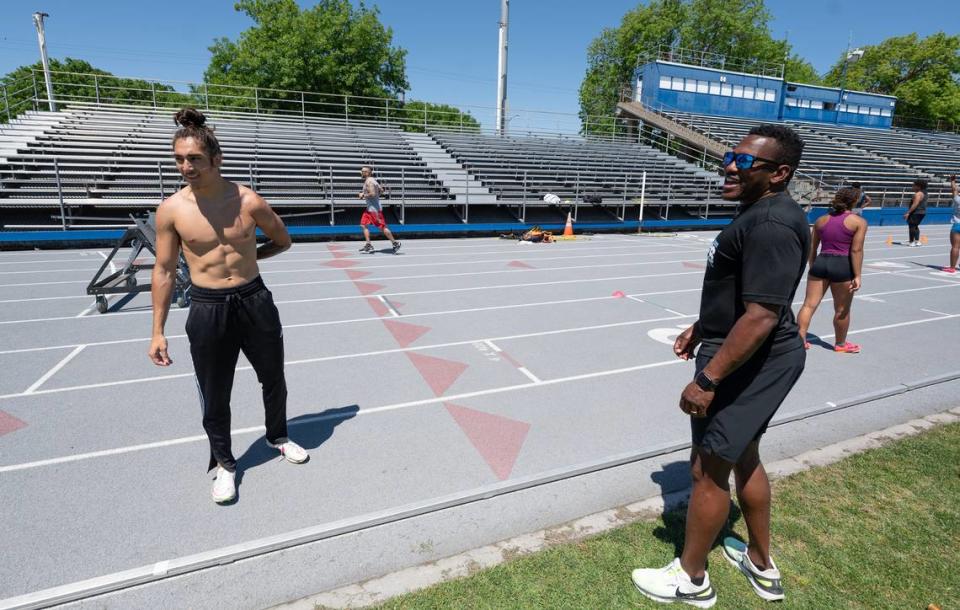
[[1, 0, 957, 130]]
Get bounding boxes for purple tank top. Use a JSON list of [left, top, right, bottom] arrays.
[[819, 212, 854, 256]]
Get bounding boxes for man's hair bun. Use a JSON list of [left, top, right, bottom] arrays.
[[174, 107, 207, 128]]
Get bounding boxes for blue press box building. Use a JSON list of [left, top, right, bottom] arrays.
[[633, 59, 897, 129]]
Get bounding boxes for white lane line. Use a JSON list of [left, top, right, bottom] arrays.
[[921, 308, 950, 316], [6, 309, 960, 473], [0, 279, 89, 288], [0, 294, 94, 304], [517, 367, 542, 384], [2, 267, 958, 356], [627, 295, 686, 317], [0, 258, 94, 266], [483, 340, 503, 353], [0, 267, 100, 276], [377, 295, 400, 317], [0, 270, 707, 325], [0, 357, 689, 474], [97, 250, 118, 275], [23, 345, 86, 394], [75, 300, 99, 317], [0, 313, 692, 401]]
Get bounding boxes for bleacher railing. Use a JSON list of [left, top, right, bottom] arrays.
[[637, 45, 785, 80]]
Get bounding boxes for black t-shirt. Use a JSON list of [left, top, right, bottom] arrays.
[[697, 191, 810, 358]]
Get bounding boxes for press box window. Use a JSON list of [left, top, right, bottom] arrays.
[[696, 80, 709, 94], [720, 83, 732, 96], [659, 76, 671, 90], [732, 85, 744, 98]]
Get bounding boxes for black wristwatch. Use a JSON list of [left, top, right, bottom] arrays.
[[695, 370, 719, 392]]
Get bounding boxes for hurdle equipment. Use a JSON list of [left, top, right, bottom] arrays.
[[86, 212, 191, 314]]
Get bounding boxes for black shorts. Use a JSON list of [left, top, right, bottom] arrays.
[[809, 254, 854, 283], [692, 347, 805, 463]]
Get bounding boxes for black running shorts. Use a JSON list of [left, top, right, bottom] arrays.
[[692, 347, 805, 463], [809, 253, 854, 283]]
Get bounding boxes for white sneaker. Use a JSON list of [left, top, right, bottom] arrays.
[[268, 439, 309, 464], [211, 466, 236, 503], [631, 558, 716, 607], [722, 537, 785, 601]]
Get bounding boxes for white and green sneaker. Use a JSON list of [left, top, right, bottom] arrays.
[[631, 558, 717, 608], [722, 537, 785, 601]]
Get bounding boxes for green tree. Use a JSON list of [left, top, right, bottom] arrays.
[[578, 0, 819, 134], [399, 101, 480, 133], [1, 58, 181, 123], [203, 0, 408, 116], [822, 32, 960, 128]]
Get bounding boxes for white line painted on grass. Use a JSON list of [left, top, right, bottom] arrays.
[[23, 345, 86, 394]]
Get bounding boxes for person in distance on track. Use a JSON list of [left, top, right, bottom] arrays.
[[903, 179, 928, 247], [358, 166, 401, 254], [796, 187, 868, 353], [850, 182, 871, 216], [149, 108, 308, 504]]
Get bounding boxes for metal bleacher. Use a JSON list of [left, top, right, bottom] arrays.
[[431, 130, 723, 211], [1, 101, 731, 230], [0, 103, 450, 228], [660, 110, 955, 206]]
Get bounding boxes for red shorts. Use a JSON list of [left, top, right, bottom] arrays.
[[360, 210, 387, 229]]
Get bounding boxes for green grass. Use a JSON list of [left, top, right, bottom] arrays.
[[369, 422, 960, 610]]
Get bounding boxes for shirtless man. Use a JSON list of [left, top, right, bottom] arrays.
[[358, 166, 401, 253], [149, 108, 307, 504]]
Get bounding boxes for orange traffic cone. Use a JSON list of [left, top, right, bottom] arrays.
[[920, 235, 928, 245], [563, 212, 574, 237], [886, 235, 893, 246]]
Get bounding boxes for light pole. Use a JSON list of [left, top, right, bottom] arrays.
[[836, 46, 863, 124], [32, 12, 57, 112]]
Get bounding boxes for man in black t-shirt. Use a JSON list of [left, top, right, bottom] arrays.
[[632, 125, 809, 607]]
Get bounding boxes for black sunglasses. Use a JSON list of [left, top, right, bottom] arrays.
[[723, 151, 782, 170]]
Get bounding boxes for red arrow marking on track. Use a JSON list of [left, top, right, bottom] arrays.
[[324, 259, 358, 268], [330, 251, 352, 259], [406, 353, 468, 397], [382, 320, 431, 347], [346, 269, 371, 280], [0, 410, 27, 437], [353, 281, 384, 295], [444, 402, 530, 480], [682, 261, 706, 269], [508, 260, 534, 269]]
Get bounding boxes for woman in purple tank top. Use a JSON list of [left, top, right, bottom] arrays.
[[797, 188, 868, 353]]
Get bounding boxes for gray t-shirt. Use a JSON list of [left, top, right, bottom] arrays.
[[364, 177, 382, 213]]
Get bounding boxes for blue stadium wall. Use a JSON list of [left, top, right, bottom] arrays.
[[635, 61, 896, 128]]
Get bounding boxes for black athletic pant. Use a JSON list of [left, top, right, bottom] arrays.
[[908, 212, 925, 243], [186, 276, 288, 472]]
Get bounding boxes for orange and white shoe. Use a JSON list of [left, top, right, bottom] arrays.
[[834, 342, 861, 354]]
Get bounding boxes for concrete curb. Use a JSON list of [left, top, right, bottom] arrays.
[[277, 408, 960, 610]]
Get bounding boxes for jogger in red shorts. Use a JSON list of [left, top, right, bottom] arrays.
[[358, 166, 400, 253]]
